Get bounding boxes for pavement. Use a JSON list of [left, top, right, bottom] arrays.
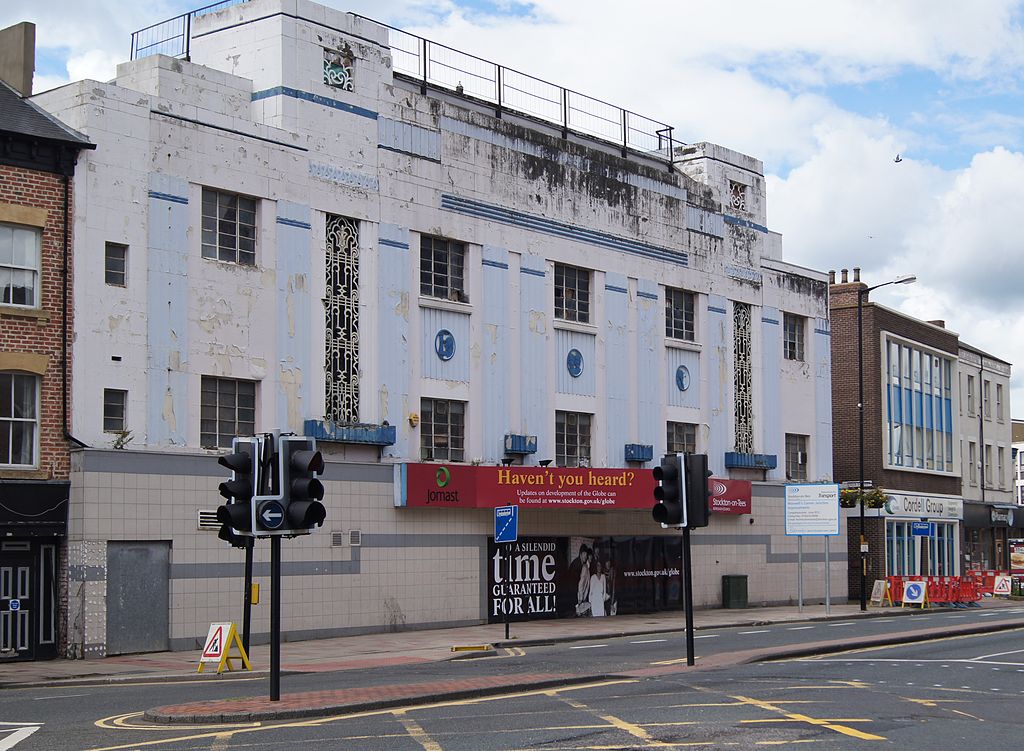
[[3, 598, 1022, 724]]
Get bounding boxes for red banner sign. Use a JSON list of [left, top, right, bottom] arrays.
[[401, 464, 656, 510], [708, 479, 753, 514]]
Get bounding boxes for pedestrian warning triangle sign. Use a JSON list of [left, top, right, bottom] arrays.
[[198, 622, 251, 674]]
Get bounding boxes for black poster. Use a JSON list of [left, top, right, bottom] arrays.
[[487, 535, 683, 623]]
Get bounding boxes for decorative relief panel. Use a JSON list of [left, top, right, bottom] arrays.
[[325, 215, 360, 423], [324, 46, 354, 91], [733, 301, 753, 453]]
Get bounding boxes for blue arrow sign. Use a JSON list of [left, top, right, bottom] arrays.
[[494, 505, 518, 543], [259, 500, 285, 530]]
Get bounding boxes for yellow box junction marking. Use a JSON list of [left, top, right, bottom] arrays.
[[197, 622, 251, 674]]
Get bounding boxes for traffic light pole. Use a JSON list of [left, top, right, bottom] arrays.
[[270, 535, 281, 702], [242, 537, 253, 655], [682, 526, 695, 667]]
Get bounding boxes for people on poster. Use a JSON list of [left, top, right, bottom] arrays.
[[589, 558, 607, 616], [575, 544, 592, 616]]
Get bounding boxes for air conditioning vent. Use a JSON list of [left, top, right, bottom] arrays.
[[197, 510, 220, 530], [331, 530, 362, 547]]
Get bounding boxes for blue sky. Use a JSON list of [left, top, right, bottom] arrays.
[[4, 0, 1024, 413]]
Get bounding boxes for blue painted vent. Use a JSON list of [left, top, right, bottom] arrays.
[[304, 420, 397, 446], [624, 444, 654, 462], [723, 452, 777, 470], [504, 434, 538, 455]]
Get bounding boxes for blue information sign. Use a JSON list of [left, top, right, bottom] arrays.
[[911, 521, 934, 536], [494, 505, 518, 543]]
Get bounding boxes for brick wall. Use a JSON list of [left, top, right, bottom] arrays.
[[0, 163, 73, 480]]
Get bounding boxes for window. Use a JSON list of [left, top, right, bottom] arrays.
[[998, 447, 1005, 489], [420, 235, 466, 302], [968, 442, 977, 485], [983, 380, 991, 418], [104, 242, 127, 286], [0, 223, 40, 307], [556, 410, 591, 468], [201, 188, 256, 266], [783, 313, 804, 361], [554, 264, 590, 324], [103, 389, 127, 433], [996, 384, 1004, 421], [200, 376, 256, 449], [966, 375, 975, 416], [984, 444, 993, 488], [667, 422, 696, 455], [420, 398, 465, 462], [785, 433, 808, 480], [665, 288, 695, 341], [0, 373, 38, 466]]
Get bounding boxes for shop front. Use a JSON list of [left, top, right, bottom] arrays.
[[963, 503, 1020, 572], [0, 480, 68, 661], [871, 492, 962, 577]]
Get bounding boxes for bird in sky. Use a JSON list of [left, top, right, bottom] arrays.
[[894, 154, 903, 163]]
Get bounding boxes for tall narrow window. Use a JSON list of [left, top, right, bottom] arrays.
[[102, 389, 127, 433], [665, 288, 695, 341], [201, 188, 257, 266], [782, 313, 805, 361], [200, 376, 256, 449], [785, 433, 808, 480], [983, 380, 991, 418], [968, 442, 977, 485], [733, 302, 753, 453], [966, 375, 975, 416], [554, 264, 590, 324], [667, 422, 696, 455], [0, 223, 40, 307], [325, 215, 360, 424], [104, 242, 127, 286], [556, 411, 592, 468], [420, 235, 466, 302], [0, 373, 38, 466], [996, 384, 1004, 421], [998, 447, 1005, 488], [420, 398, 465, 462]]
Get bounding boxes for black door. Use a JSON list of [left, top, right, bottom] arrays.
[[0, 540, 59, 662]]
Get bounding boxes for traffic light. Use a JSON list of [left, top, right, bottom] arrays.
[[278, 435, 327, 533], [684, 453, 712, 528], [652, 453, 685, 527], [216, 437, 260, 545]]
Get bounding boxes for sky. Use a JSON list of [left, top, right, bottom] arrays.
[[4, 0, 1024, 417]]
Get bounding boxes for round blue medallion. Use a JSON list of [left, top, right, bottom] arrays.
[[567, 348, 584, 378], [675, 365, 690, 391], [435, 329, 456, 361]]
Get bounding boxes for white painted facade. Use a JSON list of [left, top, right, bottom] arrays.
[[33, 0, 839, 656]]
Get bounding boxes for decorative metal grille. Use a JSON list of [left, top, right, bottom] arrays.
[[324, 47, 354, 91], [325, 215, 360, 424], [733, 302, 753, 453], [729, 181, 747, 212]]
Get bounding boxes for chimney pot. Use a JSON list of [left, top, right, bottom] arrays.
[[828, 270, 836, 284], [841, 268, 849, 283], [853, 267, 861, 282]]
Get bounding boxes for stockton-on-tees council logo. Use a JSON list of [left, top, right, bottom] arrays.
[[427, 466, 460, 504]]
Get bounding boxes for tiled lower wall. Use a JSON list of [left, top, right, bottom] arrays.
[[65, 449, 849, 656]]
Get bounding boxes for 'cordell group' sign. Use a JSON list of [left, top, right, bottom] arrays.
[[395, 464, 752, 512]]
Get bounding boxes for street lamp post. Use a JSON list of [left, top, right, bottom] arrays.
[[857, 274, 916, 610]]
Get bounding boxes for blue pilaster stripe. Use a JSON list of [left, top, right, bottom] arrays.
[[637, 290, 659, 301], [521, 267, 546, 278], [723, 214, 769, 234], [148, 190, 188, 205], [441, 194, 687, 267], [252, 86, 378, 120], [762, 317, 779, 325], [482, 259, 509, 269], [276, 217, 311, 230], [708, 305, 727, 315], [380, 238, 409, 250], [605, 284, 628, 294]]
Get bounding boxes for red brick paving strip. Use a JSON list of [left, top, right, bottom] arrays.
[[145, 673, 582, 724]]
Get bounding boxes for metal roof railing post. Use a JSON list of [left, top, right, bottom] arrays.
[[621, 110, 629, 158], [185, 13, 193, 61], [561, 88, 569, 139], [421, 37, 428, 94], [496, 65, 503, 119]]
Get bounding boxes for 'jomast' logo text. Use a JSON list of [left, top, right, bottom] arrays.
[[427, 466, 460, 504]]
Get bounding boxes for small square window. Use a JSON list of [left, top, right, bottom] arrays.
[[201, 188, 257, 266], [419, 236, 467, 302], [555, 264, 590, 324], [105, 242, 127, 286], [667, 422, 696, 455], [103, 389, 127, 433], [420, 398, 465, 462], [783, 313, 805, 361], [556, 410, 592, 467]]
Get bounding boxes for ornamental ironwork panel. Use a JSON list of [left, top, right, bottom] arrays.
[[325, 215, 360, 423], [324, 46, 354, 91], [733, 301, 753, 454]]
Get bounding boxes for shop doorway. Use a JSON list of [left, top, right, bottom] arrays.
[[0, 540, 58, 661]]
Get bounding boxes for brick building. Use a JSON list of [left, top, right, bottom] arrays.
[[831, 268, 1017, 602], [0, 24, 94, 661]]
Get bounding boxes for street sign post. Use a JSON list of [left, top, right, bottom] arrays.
[[785, 483, 840, 615]]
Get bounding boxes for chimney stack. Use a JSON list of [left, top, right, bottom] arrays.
[[0, 22, 36, 96]]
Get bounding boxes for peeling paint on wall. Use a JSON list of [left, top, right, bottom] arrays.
[[528, 310, 547, 335], [161, 386, 177, 434], [279, 366, 303, 430]]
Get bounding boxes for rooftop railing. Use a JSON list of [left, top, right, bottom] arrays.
[[130, 3, 676, 161]]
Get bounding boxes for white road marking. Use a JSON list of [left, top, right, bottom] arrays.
[[570, 644, 608, 649], [0, 726, 41, 751], [827, 622, 856, 627], [694, 634, 719, 639], [788, 626, 814, 631], [739, 630, 770, 635], [630, 639, 667, 644]]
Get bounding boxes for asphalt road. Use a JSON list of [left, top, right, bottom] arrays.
[[3, 606, 1024, 750]]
